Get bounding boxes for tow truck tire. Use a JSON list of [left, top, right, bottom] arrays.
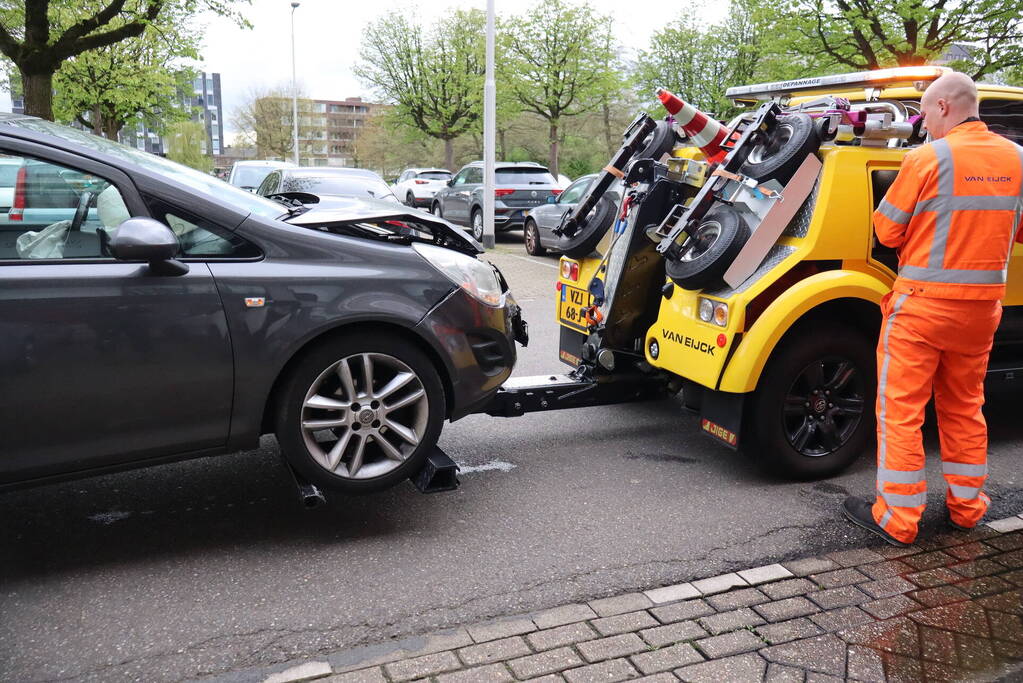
[[635, 119, 678, 161], [740, 113, 820, 185], [747, 321, 875, 480], [559, 195, 617, 259], [665, 205, 749, 291], [274, 332, 445, 495]]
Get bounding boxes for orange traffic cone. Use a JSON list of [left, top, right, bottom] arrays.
[[656, 88, 727, 163]]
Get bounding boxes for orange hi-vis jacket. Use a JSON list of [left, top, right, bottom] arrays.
[[873, 121, 1023, 300]]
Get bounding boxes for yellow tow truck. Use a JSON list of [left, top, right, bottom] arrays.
[[540, 66, 1023, 479]]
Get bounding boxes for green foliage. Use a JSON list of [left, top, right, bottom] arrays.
[[165, 120, 211, 172], [0, 0, 249, 119], [231, 86, 322, 162], [355, 8, 485, 168], [498, 0, 619, 175], [774, 0, 1023, 78]]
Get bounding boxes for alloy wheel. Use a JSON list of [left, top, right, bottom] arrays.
[[525, 222, 538, 253], [782, 356, 865, 456], [747, 122, 795, 165], [678, 221, 721, 262], [472, 211, 484, 241], [300, 352, 429, 479]]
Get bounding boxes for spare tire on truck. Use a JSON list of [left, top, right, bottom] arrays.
[[740, 113, 821, 185], [665, 205, 749, 291], [634, 119, 678, 161], [558, 195, 618, 259]]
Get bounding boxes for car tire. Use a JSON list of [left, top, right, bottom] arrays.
[[635, 119, 679, 161], [740, 113, 820, 185], [274, 332, 445, 494], [406, 192, 416, 207], [433, 201, 443, 218], [665, 205, 749, 290], [745, 320, 875, 480], [471, 208, 485, 242], [524, 219, 546, 256], [558, 195, 617, 259]]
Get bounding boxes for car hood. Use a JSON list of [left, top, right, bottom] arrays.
[[280, 193, 482, 255]]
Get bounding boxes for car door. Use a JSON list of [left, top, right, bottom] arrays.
[[444, 168, 471, 223], [0, 143, 234, 484]]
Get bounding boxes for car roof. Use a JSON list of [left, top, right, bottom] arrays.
[[403, 168, 451, 174], [284, 167, 382, 179], [234, 159, 296, 168]]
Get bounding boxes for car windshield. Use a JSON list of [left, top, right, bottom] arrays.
[[232, 165, 278, 189], [282, 175, 399, 201], [495, 167, 556, 184], [417, 171, 451, 181], [2, 117, 286, 219]]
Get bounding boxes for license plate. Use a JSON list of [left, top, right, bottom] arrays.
[[558, 284, 590, 332]]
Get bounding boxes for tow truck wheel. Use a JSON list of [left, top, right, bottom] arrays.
[[635, 119, 678, 161], [740, 113, 821, 185], [665, 205, 749, 290], [524, 219, 546, 256], [559, 195, 617, 259], [747, 321, 875, 480], [274, 332, 445, 494]]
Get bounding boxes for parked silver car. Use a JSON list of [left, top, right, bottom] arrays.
[[522, 174, 621, 256], [257, 167, 400, 203]]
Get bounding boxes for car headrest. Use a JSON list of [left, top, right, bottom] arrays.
[[96, 185, 130, 229]]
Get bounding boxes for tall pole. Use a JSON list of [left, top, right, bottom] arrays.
[[482, 0, 496, 249], [290, 2, 300, 166]]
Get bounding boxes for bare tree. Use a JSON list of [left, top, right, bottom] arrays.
[[232, 85, 315, 161]]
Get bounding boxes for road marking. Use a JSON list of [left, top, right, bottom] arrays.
[[88, 511, 133, 525], [498, 252, 559, 269], [458, 460, 517, 474]]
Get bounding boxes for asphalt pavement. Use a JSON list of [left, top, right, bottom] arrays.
[[2, 231, 1022, 683]]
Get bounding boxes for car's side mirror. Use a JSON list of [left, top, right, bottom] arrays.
[[109, 217, 189, 276], [546, 195, 557, 204], [447, 178, 455, 186]]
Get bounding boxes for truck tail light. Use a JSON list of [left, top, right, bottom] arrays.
[[494, 189, 515, 197], [9, 165, 25, 221], [560, 260, 580, 281]]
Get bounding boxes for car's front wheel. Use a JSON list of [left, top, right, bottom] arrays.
[[274, 332, 445, 494], [433, 201, 444, 218], [471, 209, 485, 241], [524, 219, 546, 256], [745, 320, 875, 479]]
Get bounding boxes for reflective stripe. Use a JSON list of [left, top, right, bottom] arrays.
[[878, 199, 911, 224], [1010, 144, 1023, 271], [948, 484, 982, 500], [928, 139, 954, 268], [878, 467, 926, 485], [882, 490, 927, 507], [943, 461, 988, 478], [914, 195, 1019, 214], [879, 508, 893, 529], [899, 264, 1007, 284], [877, 294, 908, 473]]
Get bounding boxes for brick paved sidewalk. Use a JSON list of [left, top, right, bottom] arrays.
[[213, 516, 1023, 683]]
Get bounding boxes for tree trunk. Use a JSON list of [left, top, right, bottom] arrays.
[[22, 69, 55, 120], [103, 117, 123, 142], [548, 120, 559, 177], [443, 138, 454, 171], [92, 104, 103, 136], [498, 128, 507, 161], [602, 102, 613, 158]]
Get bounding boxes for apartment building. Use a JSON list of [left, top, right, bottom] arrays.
[[259, 96, 382, 166]]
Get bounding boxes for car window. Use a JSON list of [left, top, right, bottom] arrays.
[[256, 172, 279, 196], [559, 177, 592, 204], [451, 169, 469, 186], [495, 167, 557, 184], [280, 175, 398, 201], [465, 167, 483, 184], [980, 99, 1023, 144], [146, 197, 262, 259], [0, 153, 129, 261], [417, 171, 451, 181], [231, 165, 277, 190]]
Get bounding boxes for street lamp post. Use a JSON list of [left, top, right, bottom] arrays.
[[290, 1, 300, 166], [482, 0, 496, 249]]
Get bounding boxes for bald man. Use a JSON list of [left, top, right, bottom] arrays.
[[842, 71, 1023, 546]]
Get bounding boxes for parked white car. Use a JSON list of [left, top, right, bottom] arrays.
[[392, 168, 453, 210], [228, 159, 296, 192]]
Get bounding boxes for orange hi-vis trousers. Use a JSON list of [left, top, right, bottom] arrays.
[[873, 291, 1001, 544]]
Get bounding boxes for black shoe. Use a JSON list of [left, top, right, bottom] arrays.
[[842, 496, 911, 547]]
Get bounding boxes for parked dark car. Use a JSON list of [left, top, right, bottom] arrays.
[[522, 174, 622, 256], [256, 167, 400, 203], [0, 114, 524, 495], [432, 161, 562, 241]]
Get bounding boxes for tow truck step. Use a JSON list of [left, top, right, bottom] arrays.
[[481, 373, 671, 418]]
